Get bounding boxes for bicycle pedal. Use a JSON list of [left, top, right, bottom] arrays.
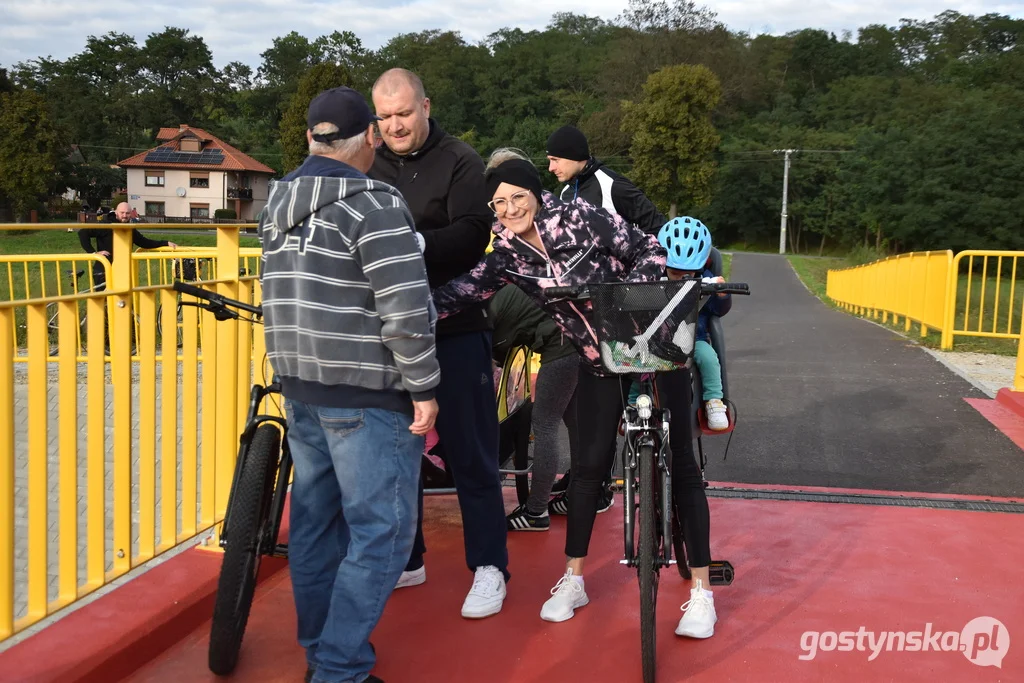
[[708, 560, 734, 586]]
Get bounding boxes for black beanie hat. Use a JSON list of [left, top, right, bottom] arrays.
[[546, 125, 590, 162]]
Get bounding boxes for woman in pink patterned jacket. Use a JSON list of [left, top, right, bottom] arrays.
[[431, 152, 721, 639]]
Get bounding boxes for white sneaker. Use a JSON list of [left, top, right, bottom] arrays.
[[540, 569, 589, 622], [705, 399, 729, 431], [675, 579, 717, 638], [461, 565, 506, 618], [395, 565, 426, 589]]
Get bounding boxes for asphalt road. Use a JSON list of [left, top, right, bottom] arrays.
[[701, 252, 1024, 497]]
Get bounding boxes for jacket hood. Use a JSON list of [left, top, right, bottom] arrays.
[[267, 156, 404, 234]]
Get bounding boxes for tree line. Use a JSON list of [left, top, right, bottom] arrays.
[[1, 1, 1022, 254]]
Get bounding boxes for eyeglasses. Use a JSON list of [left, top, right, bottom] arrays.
[[488, 191, 532, 215]]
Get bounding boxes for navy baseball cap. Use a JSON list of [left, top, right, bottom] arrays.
[[306, 86, 381, 141]]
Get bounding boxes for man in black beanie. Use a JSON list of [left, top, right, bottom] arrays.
[[545, 124, 668, 513], [546, 124, 666, 236]]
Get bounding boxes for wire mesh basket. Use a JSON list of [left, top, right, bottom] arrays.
[[589, 279, 701, 374]]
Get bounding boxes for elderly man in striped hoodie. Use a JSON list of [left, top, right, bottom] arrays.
[[259, 86, 440, 683]]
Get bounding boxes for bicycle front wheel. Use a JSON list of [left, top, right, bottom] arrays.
[[208, 423, 281, 675], [638, 443, 658, 683]]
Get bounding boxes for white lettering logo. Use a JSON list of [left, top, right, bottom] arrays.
[[798, 617, 1009, 668]]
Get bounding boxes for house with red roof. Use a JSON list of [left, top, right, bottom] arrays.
[[117, 125, 276, 222]]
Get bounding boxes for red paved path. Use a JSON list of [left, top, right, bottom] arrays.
[[129, 489, 1023, 682]]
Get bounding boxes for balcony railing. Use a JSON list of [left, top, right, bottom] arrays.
[[226, 188, 253, 200]]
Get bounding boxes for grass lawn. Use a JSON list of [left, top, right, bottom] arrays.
[[788, 254, 1020, 357]]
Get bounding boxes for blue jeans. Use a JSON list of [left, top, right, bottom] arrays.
[[285, 399, 422, 683]]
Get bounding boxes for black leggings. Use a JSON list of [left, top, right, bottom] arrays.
[[565, 367, 712, 568]]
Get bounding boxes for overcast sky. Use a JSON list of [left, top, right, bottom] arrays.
[[1, 0, 1022, 70]]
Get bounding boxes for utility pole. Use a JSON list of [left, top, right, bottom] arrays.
[[773, 148, 797, 254]]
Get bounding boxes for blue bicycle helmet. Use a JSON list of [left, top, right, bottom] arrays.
[[657, 216, 711, 270]]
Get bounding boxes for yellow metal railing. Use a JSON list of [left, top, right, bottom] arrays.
[[826, 251, 953, 336], [827, 249, 1024, 391], [0, 223, 276, 641], [1, 238, 263, 362]]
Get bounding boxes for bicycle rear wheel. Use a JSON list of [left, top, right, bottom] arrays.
[[208, 424, 281, 675], [638, 443, 658, 683]]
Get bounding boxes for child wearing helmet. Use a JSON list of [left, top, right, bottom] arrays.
[[655, 216, 732, 430]]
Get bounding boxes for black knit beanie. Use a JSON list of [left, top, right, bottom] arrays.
[[546, 125, 590, 162]]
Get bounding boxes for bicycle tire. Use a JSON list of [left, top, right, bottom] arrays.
[[208, 423, 281, 676], [638, 443, 658, 683]]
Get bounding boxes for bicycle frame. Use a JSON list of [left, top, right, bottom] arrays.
[[620, 376, 675, 571]]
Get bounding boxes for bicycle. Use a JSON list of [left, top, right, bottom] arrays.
[[421, 341, 534, 504], [544, 276, 750, 683], [171, 279, 532, 675]]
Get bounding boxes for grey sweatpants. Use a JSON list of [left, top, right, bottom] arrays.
[[527, 352, 580, 515]]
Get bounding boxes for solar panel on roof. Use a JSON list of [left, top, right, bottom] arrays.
[[143, 148, 225, 165]]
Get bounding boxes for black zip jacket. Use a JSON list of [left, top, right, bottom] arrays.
[[559, 158, 667, 235], [489, 283, 577, 365], [369, 119, 493, 337], [77, 226, 169, 261]]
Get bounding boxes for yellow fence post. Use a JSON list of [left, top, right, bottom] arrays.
[[110, 226, 134, 576], [0, 308, 13, 639], [215, 227, 241, 523], [1016, 294, 1024, 392], [941, 253, 958, 350]]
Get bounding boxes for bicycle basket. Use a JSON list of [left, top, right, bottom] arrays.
[[589, 279, 701, 374]]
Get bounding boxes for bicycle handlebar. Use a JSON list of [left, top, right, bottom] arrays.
[[173, 280, 263, 317], [544, 285, 583, 299], [705, 282, 750, 295], [543, 280, 751, 300]]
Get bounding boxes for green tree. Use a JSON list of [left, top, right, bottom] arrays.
[[621, 64, 722, 217], [0, 89, 65, 219], [258, 31, 321, 90], [279, 63, 353, 171], [138, 27, 222, 130]]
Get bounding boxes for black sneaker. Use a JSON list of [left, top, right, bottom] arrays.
[[548, 492, 569, 515], [506, 504, 550, 531], [551, 469, 571, 494], [597, 489, 615, 514]]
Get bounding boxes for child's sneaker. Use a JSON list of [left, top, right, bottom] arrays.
[[705, 399, 729, 431], [675, 579, 717, 638], [506, 504, 550, 531]]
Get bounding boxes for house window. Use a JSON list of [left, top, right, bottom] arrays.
[[180, 138, 201, 152], [145, 202, 165, 217], [145, 171, 165, 187], [190, 203, 210, 219], [189, 172, 210, 189]]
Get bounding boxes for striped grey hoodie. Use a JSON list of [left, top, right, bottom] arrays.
[[259, 158, 440, 414]]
